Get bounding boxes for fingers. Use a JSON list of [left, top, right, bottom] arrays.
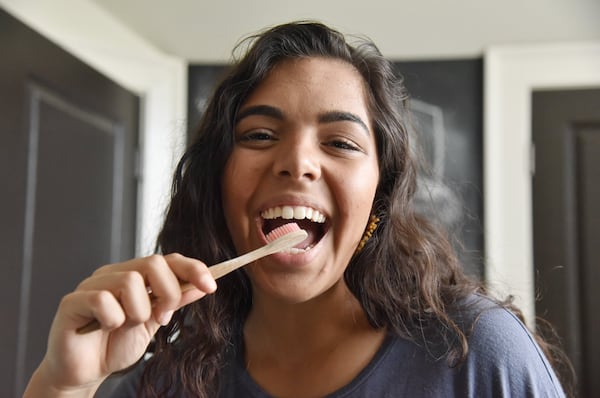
[[60, 290, 127, 332], [77, 271, 152, 325], [135, 254, 183, 312], [77, 253, 216, 329], [146, 253, 217, 316], [163, 253, 218, 294]]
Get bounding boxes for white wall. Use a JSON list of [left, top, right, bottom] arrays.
[[0, 0, 188, 256]]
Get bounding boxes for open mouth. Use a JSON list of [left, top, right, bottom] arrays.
[[260, 205, 327, 253]]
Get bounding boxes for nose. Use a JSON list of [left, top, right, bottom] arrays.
[[272, 135, 321, 181]]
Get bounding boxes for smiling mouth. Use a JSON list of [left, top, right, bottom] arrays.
[[260, 205, 327, 253]]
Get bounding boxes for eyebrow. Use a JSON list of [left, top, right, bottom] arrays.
[[236, 105, 284, 122], [318, 111, 370, 135], [236, 105, 370, 135]]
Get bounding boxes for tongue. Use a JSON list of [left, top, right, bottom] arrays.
[[299, 230, 318, 249]]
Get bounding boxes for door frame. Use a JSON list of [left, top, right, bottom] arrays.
[[0, 0, 187, 256], [484, 41, 600, 324]]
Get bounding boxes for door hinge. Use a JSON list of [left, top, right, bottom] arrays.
[[134, 148, 143, 180], [530, 142, 536, 176]]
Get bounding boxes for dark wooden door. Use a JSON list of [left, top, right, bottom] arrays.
[[0, 9, 139, 397], [532, 88, 600, 397]]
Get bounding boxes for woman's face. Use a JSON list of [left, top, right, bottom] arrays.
[[222, 57, 379, 303]]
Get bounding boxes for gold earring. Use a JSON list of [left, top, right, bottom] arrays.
[[355, 214, 380, 254]]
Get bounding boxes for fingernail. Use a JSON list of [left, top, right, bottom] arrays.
[[158, 310, 174, 326]]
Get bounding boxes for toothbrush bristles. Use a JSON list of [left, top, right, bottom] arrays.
[[265, 222, 302, 243]]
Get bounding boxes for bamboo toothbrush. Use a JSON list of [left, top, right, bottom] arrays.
[[201, 222, 306, 281], [77, 223, 307, 334]]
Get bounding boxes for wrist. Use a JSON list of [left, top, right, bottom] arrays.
[[23, 363, 101, 398]]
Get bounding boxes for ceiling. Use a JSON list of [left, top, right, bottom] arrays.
[[90, 0, 600, 62]]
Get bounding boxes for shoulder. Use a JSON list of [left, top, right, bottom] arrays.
[[454, 294, 566, 397], [459, 294, 546, 364]]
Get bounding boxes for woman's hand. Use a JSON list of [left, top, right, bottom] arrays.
[[23, 253, 217, 397]]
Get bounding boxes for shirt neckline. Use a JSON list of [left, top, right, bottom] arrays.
[[233, 332, 397, 397]]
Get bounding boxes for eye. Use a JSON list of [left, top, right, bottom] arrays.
[[324, 138, 361, 152], [236, 129, 277, 146], [240, 130, 273, 141]]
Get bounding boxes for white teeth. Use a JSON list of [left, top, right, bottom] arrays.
[[281, 206, 294, 219], [261, 205, 326, 223], [294, 206, 306, 220], [305, 207, 313, 219], [280, 244, 315, 254]]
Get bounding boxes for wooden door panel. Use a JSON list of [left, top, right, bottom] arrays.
[[532, 89, 600, 397], [17, 84, 127, 385], [576, 125, 600, 395]]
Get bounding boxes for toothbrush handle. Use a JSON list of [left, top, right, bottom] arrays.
[[76, 229, 307, 334], [208, 229, 307, 280]]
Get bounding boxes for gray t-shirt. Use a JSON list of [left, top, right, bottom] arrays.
[[103, 295, 565, 397]]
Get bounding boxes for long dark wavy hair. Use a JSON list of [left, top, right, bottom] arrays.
[[139, 21, 572, 397]]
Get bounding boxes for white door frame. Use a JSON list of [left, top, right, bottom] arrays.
[[484, 41, 600, 324]]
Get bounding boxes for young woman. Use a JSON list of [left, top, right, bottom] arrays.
[[24, 21, 568, 398]]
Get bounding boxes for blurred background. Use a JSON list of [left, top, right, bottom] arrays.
[[1, 0, 599, 396]]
